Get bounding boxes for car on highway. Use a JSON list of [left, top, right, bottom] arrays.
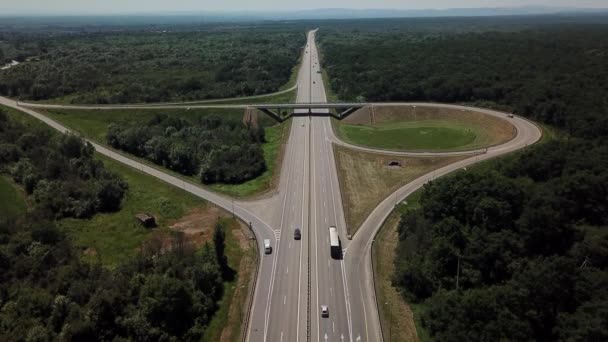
[[321, 305, 329, 317], [264, 239, 272, 254], [294, 228, 302, 240], [507, 114, 514, 118]]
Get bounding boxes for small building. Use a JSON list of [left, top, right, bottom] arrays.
[[136, 213, 156, 228]]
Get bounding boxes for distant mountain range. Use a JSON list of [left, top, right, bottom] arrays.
[[191, 7, 608, 20], [1, 6, 607, 20]]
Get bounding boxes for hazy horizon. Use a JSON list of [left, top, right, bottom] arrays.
[[1, 1, 608, 16]]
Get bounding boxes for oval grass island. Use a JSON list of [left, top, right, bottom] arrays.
[[335, 105, 516, 152]]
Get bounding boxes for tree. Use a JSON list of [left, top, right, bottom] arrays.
[[213, 222, 227, 270]]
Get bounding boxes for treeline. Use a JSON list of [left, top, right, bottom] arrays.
[[0, 109, 127, 218], [0, 109, 233, 339], [319, 25, 608, 139], [107, 113, 266, 184], [0, 211, 230, 340], [0, 28, 305, 103]]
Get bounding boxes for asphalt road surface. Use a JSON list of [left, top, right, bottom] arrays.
[[1, 28, 542, 342]]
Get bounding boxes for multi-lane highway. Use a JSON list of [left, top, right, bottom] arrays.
[[1, 28, 542, 342]]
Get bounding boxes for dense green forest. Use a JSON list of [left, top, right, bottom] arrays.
[[396, 140, 608, 341], [0, 109, 231, 340], [0, 109, 127, 218], [318, 24, 608, 138], [107, 113, 266, 184], [318, 20, 608, 341], [0, 26, 305, 103]]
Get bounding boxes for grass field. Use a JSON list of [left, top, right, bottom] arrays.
[[334, 145, 467, 235], [0, 175, 27, 220], [181, 86, 297, 105], [39, 107, 288, 198], [57, 153, 208, 267], [335, 105, 516, 152], [338, 120, 496, 151]]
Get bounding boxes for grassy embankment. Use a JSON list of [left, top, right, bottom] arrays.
[[39, 107, 288, 198], [371, 123, 554, 342], [334, 145, 467, 236], [0, 175, 27, 220], [2, 105, 257, 341]]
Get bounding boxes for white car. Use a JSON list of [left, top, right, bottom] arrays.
[[321, 305, 329, 317]]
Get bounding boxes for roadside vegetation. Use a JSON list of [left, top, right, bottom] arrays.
[[0, 26, 305, 104], [321, 18, 608, 341], [40, 107, 287, 197], [0, 106, 256, 340]]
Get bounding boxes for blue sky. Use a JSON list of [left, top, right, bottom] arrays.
[[1, 0, 607, 14]]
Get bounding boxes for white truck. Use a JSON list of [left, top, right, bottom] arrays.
[[264, 239, 272, 254], [329, 226, 341, 259]]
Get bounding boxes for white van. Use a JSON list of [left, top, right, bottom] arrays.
[[264, 239, 272, 254]]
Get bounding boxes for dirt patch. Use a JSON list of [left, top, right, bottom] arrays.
[[373, 212, 419, 342], [83, 247, 97, 257], [170, 206, 223, 236], [334, 145, 468, 236], [242, 107, 259, 129], [343, 106, 373, 125]]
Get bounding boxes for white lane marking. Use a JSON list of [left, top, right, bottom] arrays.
[[333, 321, 335, 333], [284, 295, 287, 305], [330, 287, 333, 296], [323, 117, 354, 342], [286, 267, 289, 274], [263, 121, 297, 342], [280, 331, 283, 342]]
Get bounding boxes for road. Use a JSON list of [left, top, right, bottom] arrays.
[[1, 29, 542, 342]]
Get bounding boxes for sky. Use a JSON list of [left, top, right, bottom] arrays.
[[1, 0, 607, 14]]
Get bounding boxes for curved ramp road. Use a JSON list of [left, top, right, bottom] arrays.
[[2, 29, 542, 342]]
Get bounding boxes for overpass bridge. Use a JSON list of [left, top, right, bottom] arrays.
[[249, 102, 369, 122]]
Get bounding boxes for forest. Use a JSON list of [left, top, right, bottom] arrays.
[[106, 113, 267, 184], [321, 19, 608, 341], [0, 25, 305, 103], [0, 109, 127, 218], [0, 109, 231, 340], [318, 23, 608, 138]]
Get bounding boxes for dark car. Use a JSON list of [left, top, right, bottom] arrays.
[[294, 228, 302, 240]]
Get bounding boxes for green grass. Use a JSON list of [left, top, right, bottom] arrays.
[[210, 120, 289, 197], [338, 120, 484, 151], [41, 107, 259, 142], [58, 154, 206, 267], [39, 107, 286, 198], [192, 87, 297, 105], [0, 175, 27, 220], [410, 304, 433, 342]]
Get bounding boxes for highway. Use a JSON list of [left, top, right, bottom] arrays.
[[1, 28, 543, 342]]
